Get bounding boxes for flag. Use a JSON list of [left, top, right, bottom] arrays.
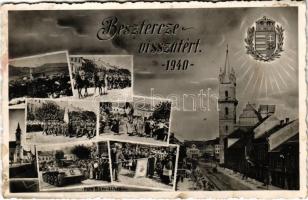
[[64, 108, 69, 123], [134, 158, 148, 178]]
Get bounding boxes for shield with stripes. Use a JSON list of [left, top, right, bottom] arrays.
[[254, 16, 277, 57]]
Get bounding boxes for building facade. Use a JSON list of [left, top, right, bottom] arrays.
[[9, 123, 23, 164], [218, 47, 238, 164]]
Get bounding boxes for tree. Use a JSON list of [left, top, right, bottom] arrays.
[[36, 101, 64, 121], [55, 150, 64, 166], [71, 145, 92, 160], [152, 101, 171, 120]]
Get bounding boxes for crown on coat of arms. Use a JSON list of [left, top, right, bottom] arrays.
[[255, 16, 276, 32]]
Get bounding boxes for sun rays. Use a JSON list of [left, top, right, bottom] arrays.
[[231, 47, 298, 100]]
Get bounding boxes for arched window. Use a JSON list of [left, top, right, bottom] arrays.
[[225, 90, 228, 99], [225, 125, 228, 133], [225, 107, 229, 115]]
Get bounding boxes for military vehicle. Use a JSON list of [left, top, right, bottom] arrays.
[[42, 167, 84, 187]]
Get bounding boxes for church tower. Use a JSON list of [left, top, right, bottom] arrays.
[[15, 122, 21, 146], [218, 46, 238, 164]]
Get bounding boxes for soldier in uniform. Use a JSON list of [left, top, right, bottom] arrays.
[[111, 143, 125, 182], [79, 122, 85, 137], [86, 120, 92, 139], [43, 121, 48, 135]]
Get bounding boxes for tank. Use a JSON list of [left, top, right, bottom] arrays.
[[42, 167, 84, 187]]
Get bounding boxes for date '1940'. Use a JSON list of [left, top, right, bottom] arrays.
[[163, 59, 193, 70]]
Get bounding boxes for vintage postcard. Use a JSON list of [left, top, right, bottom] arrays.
[[69, 55, 133, 102], [1, 1, 306, 199]]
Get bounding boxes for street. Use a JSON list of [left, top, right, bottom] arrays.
[[73, 87, 132, 102], [177, 160, 251, 191], [26, 131, 93, 144], [197, 161, 251, 190]]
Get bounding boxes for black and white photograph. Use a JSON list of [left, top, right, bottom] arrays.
[[4, 2, 306, 198], [109, 141, 178, 190], [9, 51, 73, 108], [26, 99, 98, 144], [37, 141, 111, 191], [70, 55, 133, 101], [99, 97, 172, 145], [9, 109, 38, 179]]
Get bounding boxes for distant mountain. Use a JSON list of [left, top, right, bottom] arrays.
[[32, 63, 69, 75], [9, 65, 29, 77], [9, 63, 69, 80]]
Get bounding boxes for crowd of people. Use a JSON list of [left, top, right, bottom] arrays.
[[69, 117, 96, 139], [76, 156, 110, 182], [100, 104, 169, 142], [27, 118, 96, 139], [9, 73, 72, 100], [110, 143, 176, 185]]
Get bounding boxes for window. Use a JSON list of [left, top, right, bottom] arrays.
[[225, 125, 228, 132], [225, 91, 228, 99], [225, 107, 229, 115]]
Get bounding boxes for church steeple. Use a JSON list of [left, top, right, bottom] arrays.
[[218, 45, 238, 164], [219, 45, 236, 85], [224, 44, 229, 75], [15, 122, 21, 145]]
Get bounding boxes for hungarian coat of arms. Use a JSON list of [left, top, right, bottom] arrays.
[[245, 16, 284, 62]]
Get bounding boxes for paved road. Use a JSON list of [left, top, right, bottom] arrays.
[[198, 161, 251, 190], [73, 87, 132, 102]]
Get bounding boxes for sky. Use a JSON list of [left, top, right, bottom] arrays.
[[9, 51, 68, 68], [71, 55, 133, 71], [9, 7, 298, 141], [9, 109, 25, 141], [68, 100, 99, 113]]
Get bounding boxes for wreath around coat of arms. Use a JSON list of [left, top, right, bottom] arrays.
[[245, 25, 284, 62]]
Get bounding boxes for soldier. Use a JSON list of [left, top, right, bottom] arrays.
[[111, 143, 125, 182], [42, 121, 48, 135], [86, 120, 92, 139], [47, 121, 51, 135], [79, 122, 85, 137], [61, 122, 65, 136], [55, 121, 60, 136], [107, 74, 112, 90]]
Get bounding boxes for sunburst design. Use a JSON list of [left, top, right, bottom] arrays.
[[232, 45, 297, 100]]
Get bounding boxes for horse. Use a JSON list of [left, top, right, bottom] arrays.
[[94, 70, 107, 96], [75, 73, 89, 98]]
